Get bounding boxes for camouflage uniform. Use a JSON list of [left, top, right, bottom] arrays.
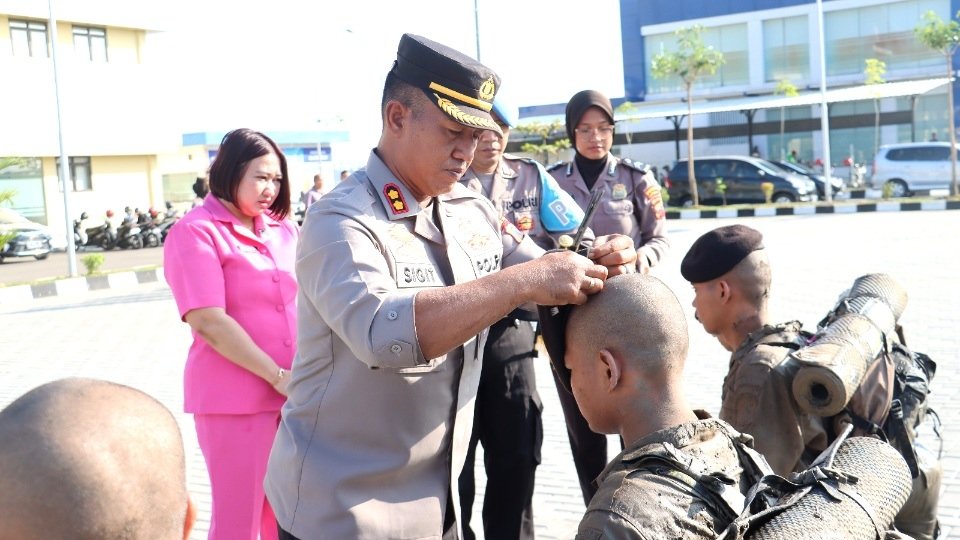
[[576, 416, 760, 540]]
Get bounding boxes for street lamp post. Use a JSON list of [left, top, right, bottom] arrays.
[[48, 0, 78, 277], [816, 0, 833, 203]]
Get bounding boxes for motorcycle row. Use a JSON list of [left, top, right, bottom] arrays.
[[73, 203, 180, 251]]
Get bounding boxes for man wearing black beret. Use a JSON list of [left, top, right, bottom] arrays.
[[265, 33, 639, 540], [681, 224, 827, 476]]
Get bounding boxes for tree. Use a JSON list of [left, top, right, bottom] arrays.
[[513, 120, 571, 165], [0, 189, 17, 250], [614, 101, 638, 147], [774, 79, 799, 160], [651, 25, 725, 206], [916, 10, 960, 196], [864, 58, 887, 161]]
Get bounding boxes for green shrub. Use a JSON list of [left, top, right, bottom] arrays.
[[715, 178, 728, 206], [660, 186, 670, 206], [81, 253, 105, 275], [881, 181, 895, 200]]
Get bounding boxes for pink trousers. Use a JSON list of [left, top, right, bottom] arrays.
[[194, 411, 281, 540]]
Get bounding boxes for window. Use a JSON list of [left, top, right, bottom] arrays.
[[9, 20, 48, 58], [763, 16, 810, 82], [644, 23, 748, 95], [73, 26, 107, 62], [825, 0, 947, 76], [56, 157, 92, 192]]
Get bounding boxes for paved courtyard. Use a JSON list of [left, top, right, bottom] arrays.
[[1, 209, 958, 539]]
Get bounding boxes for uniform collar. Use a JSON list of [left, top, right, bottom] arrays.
[[202, 194, 281, 232], [365, 150, 425, 221]]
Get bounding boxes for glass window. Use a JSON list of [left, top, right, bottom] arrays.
[[825, 0, 948, 76], [73, 26, 107, 62], [645, 23, 748, 94], [0, 157, 46, 223], [55, 157, 93, 192], [763, 16, 810, 82], [9, 20, 48, 58]]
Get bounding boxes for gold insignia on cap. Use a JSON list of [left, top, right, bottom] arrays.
[[478, 77, 495, 102], [435, 96, 499, 131], [429, 82, 493, 112]]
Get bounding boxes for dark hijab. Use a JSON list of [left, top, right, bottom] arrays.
[[565, 90, 616, 189]]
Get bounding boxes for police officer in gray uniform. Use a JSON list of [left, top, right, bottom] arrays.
[[458, 93, 588, 540], [264, 34, 638, 540], [549, 89, 671, 505]]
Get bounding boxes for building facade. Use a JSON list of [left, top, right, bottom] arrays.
[[519, 0, 957, 172], [0, 2, 183, 238]]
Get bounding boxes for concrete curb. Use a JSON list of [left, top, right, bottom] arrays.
[[666, 199, 960, 219], [0, 267, 165, 305]]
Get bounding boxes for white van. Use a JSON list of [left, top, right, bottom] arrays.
[[871, 142, 959, 197]]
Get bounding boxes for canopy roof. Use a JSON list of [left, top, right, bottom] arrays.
[[618, 77, 950, 120]]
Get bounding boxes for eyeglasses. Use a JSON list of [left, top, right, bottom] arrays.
[[575, 125, 614, 137]]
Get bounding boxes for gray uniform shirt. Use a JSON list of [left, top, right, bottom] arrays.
[[265, 150, 542, 539], [460, 153, 587, 251], [550, 155, 669, 268]]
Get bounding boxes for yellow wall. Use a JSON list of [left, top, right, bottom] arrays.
[[40, 155, 160, 244]]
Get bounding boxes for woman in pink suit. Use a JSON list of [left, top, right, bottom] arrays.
[[164, 128, 299, 540]]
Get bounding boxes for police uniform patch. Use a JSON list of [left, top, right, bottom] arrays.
[[645, 185, 666, 220], [397, 262, 441, 288], [384, 183, 408, 215], [516, 214, 534, 231], [471, 249, 502, 277], [612, 183, 627, 200]]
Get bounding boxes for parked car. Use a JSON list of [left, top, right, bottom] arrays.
[[772, 160, 847, 199], [664, 156, 817, 206], [0, 208, 54, 262], [871, 142, 959, 197]]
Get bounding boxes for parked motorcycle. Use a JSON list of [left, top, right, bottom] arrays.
[[73, 211, 117, 250], [115, 219, 143, 250]]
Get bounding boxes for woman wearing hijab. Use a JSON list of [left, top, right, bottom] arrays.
[[547, 89, 670, 505]]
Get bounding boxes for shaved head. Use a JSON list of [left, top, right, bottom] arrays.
[[567, 274, 689, 380], [726, 250, 771, 308], [0, 378, 190, 540]]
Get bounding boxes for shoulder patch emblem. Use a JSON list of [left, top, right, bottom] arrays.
[[516, 215, 534, 231], [500, 216, 524, 243], [384, 183, 408, 215], [612, 183, 627, 200], [644, 185, 666, 220]]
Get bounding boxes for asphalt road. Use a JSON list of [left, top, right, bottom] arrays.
[[0, 245, 164, 286]]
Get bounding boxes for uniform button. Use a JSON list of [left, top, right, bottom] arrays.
[[272, 275, 280, 282], [390, 344, 402, 354], [275, 305, 283, 312], [387, 310, 398, 320], [283, 339, 292, 347]]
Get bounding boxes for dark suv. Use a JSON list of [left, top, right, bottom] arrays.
[[664, 156, 817, 206]]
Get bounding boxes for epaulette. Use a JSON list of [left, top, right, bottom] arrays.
[[620, 158, 650, 173], [546, 161, 566, 172], [502, 153, 541, 166]]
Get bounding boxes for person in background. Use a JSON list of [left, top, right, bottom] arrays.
[[301, 174, 326, 208], [164, 128, 299, 540], [0, 378, 196, 540], [264, 33, 637, 540], [339, 169, 350, 182], [457, 92, 587, 540], [549, 88, 670, 505]]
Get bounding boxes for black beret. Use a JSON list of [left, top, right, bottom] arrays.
[[392, 34, 502, 135], [680, 224, 764, 283], [565, 90, 615, 142]]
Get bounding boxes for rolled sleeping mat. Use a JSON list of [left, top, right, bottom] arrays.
[[846, 273, 908, 322], [791, 337, 870, 417], [748, 436, 913, 540], [834, 296, 898, 337]]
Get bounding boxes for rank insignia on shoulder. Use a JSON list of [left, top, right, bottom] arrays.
[[621, 158, 649, 173], [546, 161, 565, 173], [611, 183, 627, 200], [384, 183, 408, 215]]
